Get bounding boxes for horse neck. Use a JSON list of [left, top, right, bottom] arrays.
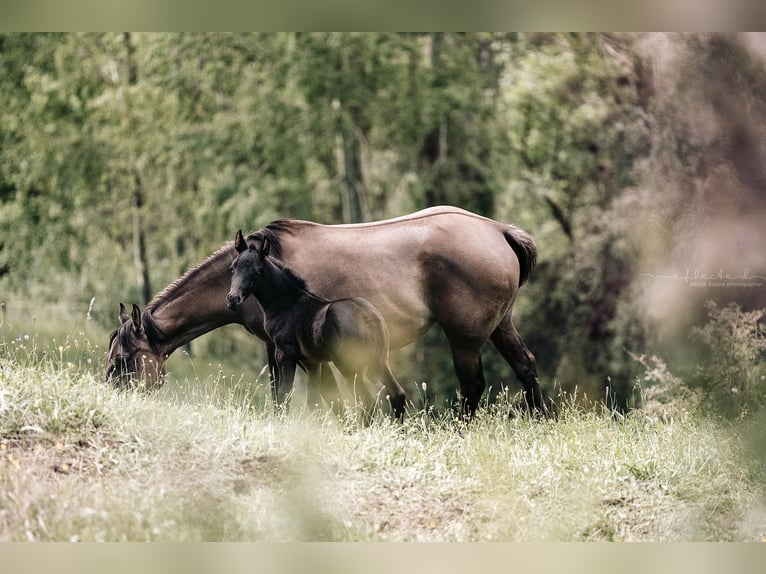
[[146, 247, 241, 355]]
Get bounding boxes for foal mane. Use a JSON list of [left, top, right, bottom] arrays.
[[273, 257, 310, 291]]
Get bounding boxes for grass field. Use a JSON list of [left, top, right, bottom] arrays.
[[1, 326, 766, 542]]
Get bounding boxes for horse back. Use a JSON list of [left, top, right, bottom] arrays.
[[255, 207, 533, 347]]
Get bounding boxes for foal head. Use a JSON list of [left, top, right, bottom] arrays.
[[226, 229, 270, 310]]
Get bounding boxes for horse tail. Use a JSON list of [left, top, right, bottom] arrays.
[[503, 225, 537, 287]]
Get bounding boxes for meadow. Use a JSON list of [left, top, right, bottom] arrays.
[[1, 317, 765, 542]]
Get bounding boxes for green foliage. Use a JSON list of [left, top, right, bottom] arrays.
[[497, 34, 652, 405], [631, 352, 700, 419], [631, 303, 766, 422], [691, 302, 766, 419]]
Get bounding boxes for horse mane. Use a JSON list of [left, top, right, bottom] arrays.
[[145, 243, 234, 313], [247, 218, 310, 260], [144, 218, 313, 319], [141, 210, 532, 313]]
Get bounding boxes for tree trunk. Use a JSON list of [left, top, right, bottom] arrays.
[[123, 33, 152, 304], [133, 173, 152, 304], [420, 33, 448, 207], [333, 99, 367, 223], [340, 117, 363, 223]]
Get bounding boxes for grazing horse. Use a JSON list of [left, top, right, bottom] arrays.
[[226, 230, 406, 419], [105, 206, 545, 417]]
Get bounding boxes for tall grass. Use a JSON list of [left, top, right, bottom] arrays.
[[1, 328, 765, 541]]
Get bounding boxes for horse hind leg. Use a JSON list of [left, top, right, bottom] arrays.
[[446, 336, 487, 418], [490, 315, 548, 417]]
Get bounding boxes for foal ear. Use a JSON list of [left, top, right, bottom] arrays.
[[260, 237, 270, 257], [119, 303, 130, 324], [131, 304, 143, 335], [234, 230, 246, 253]]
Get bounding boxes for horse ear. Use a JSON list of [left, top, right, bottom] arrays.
[[131, 304, 143, 335], [260, 237, 270, 257], [119, 303, 130, 324], [234, 230, 246, 253]]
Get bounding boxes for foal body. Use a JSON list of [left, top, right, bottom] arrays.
[[226, 230, 406, 419]]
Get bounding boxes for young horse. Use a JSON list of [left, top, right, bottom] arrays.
[[226, 230, 406, 420]]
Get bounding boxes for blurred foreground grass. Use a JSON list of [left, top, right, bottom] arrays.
[[2, 324, 766, 541]]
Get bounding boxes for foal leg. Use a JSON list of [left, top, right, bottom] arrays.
[[446, 335, 487, 417], [334, 364, 376, 423], [266, 340, 279, 404], [317, 363, 345, 416], [303, 361, 323, 410], [490, 314, 548, 417], [274, 351, 297, 407], [368, 361, 407, 421], [329, 344, 376, 418], [383, 367, 407, 421]]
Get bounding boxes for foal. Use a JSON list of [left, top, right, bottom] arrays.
[[226, 230, 406, 420]]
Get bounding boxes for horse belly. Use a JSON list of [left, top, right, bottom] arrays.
[[289, 249, 432, 348], [322, 300, 388, 374]]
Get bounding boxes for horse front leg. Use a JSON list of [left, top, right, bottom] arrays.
[[447, 341, 487, 418]]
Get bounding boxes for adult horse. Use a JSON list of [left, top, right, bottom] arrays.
[[105, 206, 545, 416]]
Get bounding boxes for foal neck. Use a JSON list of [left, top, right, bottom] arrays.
[[255, 258, 323, 311]]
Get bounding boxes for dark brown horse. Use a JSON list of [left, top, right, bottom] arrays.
[[106, 206, 545, 416], [226, 230, 406, 419]]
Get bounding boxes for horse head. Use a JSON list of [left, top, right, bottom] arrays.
[[226, 229, 269, 310], [105, 303, 166, 390]]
